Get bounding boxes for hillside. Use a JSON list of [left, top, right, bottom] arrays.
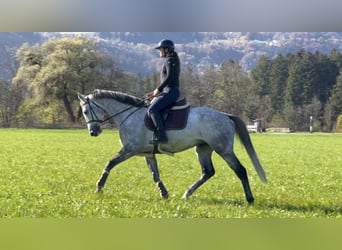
[[1, 32, 342, 80]]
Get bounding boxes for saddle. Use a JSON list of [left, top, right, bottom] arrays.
[[144, 98, 190, 131]]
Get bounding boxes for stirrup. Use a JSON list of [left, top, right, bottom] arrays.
[[157, 144, 174, 156], [150, 141, 174, 156], [149, 132, 167, 144], [149, 137, 168, 144], [150, 130, 168, 144]]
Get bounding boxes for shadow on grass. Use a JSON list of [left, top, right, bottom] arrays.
[[256, 201, 342, 217], [187, 196, 341, 217], [194, 197, 246, 207]]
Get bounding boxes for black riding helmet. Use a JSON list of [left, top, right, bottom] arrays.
[[155, 39, 175, 50]]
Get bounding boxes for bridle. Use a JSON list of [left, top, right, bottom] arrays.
[[83, 97, 146, 126]]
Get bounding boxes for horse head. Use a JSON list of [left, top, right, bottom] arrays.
[[78, 93, 105, 137]]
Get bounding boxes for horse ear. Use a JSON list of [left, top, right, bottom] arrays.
[[78, 93, 86, 103]]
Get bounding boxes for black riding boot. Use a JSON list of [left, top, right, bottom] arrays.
[[150, 112, 168, 144]]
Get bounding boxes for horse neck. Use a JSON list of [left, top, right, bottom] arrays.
[[98, 98, 142, 125]]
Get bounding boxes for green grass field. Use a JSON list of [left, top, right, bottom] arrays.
[[0, 128, 341, 218]]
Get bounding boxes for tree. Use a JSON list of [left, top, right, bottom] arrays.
[[314, 51, 339, 105], [249, 49, 341, 131], [269, 54, 289, 114], [285, 51, 319, 107], [329, 48, 342, 69], [210, 60, 259, 120], [251, 55, 272, 97], [198, 65, 219, 108], [13, 37, 120, 124], [326, 74, 342, 128], [0, 78, 11, 126], [180, 63, 204, 106], [0, 45, 19, 80], [335, 115, 342, 132]]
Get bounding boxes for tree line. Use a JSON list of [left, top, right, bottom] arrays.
[[0, 37, 341, 131], [250, 49, 342, 131]]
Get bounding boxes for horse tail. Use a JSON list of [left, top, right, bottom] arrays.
[[228, 114, 268, 183]]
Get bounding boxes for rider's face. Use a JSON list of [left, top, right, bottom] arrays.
[[158, 48, 167, 57]]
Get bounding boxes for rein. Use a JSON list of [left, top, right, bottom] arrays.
[[85, 97, 146, 126]]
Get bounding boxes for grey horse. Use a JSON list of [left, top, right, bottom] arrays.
[[78, 89, 267, 204]]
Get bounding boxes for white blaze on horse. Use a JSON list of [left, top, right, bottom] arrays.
[[78, 89, 267, 204]]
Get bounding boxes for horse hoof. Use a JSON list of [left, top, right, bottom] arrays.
[[182, 193, 189, 199], [159, 189, 169, 199], [95, 186, 103, 193], [161, 192, 169, 199], [247, 199, 255, 206]]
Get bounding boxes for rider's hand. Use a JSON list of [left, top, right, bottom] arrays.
[[146, 89, 160, 100], [146, 91, 155, 100], [153, 89, 160, 97]]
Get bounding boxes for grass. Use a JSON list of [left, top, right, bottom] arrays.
[[0, 128, 341, 218]]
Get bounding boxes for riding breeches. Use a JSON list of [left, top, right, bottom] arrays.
[[147, 87, 180, 116]]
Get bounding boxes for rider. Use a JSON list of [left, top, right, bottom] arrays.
[[146, 39, 181, 144]]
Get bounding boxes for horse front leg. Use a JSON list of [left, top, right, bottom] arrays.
[[96, 148, 134, 193], [145, 155, 169, 199]]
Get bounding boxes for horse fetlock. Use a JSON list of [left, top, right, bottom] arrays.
[[157, 182, 168, 199], [97, 171, 109, 187], [96, 178, 106, 193]]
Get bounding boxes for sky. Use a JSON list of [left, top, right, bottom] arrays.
[[1, 0, 342, 31]]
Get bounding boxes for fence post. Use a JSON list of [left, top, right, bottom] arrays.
[[309, 116, 313, 133]]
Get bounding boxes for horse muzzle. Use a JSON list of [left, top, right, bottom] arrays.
[[89, 124, 102, 137], [90, 129, 99, 137]]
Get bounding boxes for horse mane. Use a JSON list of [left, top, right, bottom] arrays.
[[91, 89, 145, 107]]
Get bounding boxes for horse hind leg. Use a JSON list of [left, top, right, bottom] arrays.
[[145, 156, 169, 199], [217, 150, 254, 204], [183, 144, 215, 199]]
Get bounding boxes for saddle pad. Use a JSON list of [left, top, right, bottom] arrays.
[[144, 106, 190, 131]]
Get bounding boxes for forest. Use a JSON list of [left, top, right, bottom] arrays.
[[0, 36, 341, 132]]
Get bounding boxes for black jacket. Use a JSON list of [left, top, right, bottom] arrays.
[[157, 52, 180, 92]]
